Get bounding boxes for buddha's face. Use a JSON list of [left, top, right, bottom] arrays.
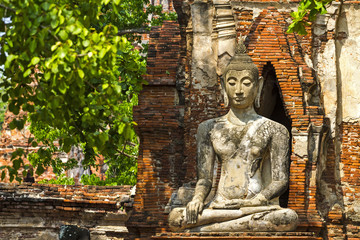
[[225, 70, 258, 109]]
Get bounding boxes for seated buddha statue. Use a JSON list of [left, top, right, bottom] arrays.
[[168, 42, 298, 232]]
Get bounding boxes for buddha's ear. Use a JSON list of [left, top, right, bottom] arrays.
[[255, 76, 264, 109], [220, 76, 229, 107]]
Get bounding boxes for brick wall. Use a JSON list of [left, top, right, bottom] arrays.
[[129, 20, 185, 239], [338, 123, 360, 239]]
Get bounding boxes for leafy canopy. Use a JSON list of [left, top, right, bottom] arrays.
[[0, 0, 170, 184]]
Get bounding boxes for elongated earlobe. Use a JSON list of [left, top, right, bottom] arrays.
[[224, 93, 229, 108], [220, 77, 229, 107], [255, 76, 264, 109], [255, 95, 260, 109]]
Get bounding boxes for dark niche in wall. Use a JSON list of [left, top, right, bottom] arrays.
[[256, 62, 292, 208]]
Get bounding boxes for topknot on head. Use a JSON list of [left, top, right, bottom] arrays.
[[235, 39, 247, 55], [222, 39, 259, 81]]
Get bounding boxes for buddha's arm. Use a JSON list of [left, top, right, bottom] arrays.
[[261, 124, 290, 201], [186, 121, 216, 224], [193, 122, 215, 202], [237, 124, 290, 207]]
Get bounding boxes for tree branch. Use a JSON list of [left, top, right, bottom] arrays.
[[85, 80, 97, 91], [117, 28, 149, 36], [0, 4, 15, 12], [125, 141, 137, 147], [40, 25, 60, 41], [116, 149, 137, 159]]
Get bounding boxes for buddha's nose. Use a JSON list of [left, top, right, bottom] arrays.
[[235, 85, 243, 95]]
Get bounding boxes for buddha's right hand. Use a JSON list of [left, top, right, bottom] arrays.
[[186, 198, 204, 224]]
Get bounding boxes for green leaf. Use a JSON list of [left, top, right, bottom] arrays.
[[51, 44, 59, 51], [44, 71, 51, 80], [296, 22, 308, 35], [41, 2, 51, 11], [51, 19, 59, 29], [320, 7, 327, 15], [29, 39, 37, 53], [58, 81, 67, 94], [5, 54, 18, 69], [67, 24, 75, 33], [51, 63, 58, 73], [58, 49, 66, 59], [23, 68, 32, 77], [13, 159, 21, 170], [92, 33, 100, 43], [78, 69, 84, 79], [36, 165, 45, 176], [31, 57, 40, 65], [25, 19, 32, 29], [99, 132, 109, 144], [51, 97, 60, 108], [1, 171, 5, 181], [82, 40, 90, 47], [58, 30, 68, 41], [99, 48, 106, 59], [63, 138, 72, 153], [73, 25, 82, 35], [59, 15, 65, 25]]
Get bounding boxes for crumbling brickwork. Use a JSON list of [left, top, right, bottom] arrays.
[[0, 183, 132, 239], [129, 20, 185, 238]]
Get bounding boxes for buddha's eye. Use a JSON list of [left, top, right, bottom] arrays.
[[242, 79, 252, 86], [227, 79, 236, 86]]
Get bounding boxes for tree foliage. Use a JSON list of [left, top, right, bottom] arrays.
[[0, 99, 6, 130], [288, 0, 334, 35], [0, 0, 173, 184]]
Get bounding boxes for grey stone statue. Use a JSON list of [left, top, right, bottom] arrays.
[[168, 42, 298, 232]]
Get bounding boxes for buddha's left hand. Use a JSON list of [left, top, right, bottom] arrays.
[[238, 194, 268, 207]]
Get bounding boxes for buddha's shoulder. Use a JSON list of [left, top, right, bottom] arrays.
[[256, 116, 289, 136], [197, 116, 227, 131]]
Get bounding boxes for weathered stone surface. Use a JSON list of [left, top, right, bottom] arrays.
[[338, 5, 360, 123], [191, 1, 217, 88]]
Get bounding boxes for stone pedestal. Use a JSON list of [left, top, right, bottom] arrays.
[[152, 232, 322, 240]]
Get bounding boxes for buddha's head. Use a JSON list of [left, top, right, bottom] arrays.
[[221, 41, 264, 109]]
